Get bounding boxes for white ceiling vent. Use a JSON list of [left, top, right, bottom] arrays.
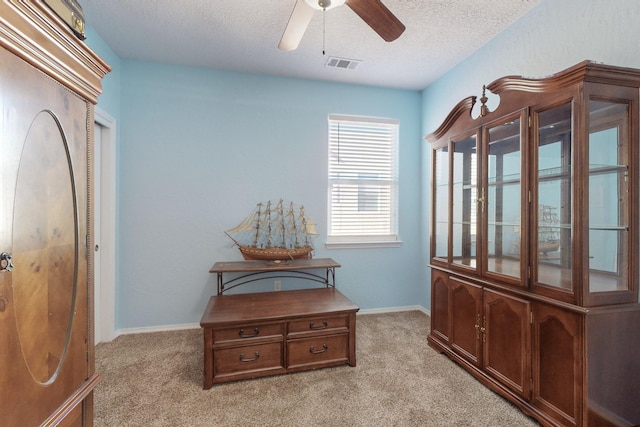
[[326, 57, 361, 70]]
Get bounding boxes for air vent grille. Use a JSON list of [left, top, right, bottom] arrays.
[[326, 57, 361, 70]]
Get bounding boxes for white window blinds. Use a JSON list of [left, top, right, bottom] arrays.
[[327, 114, 399, 245]]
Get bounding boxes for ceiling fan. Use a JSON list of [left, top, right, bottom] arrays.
[[278, 0, 405, 51]]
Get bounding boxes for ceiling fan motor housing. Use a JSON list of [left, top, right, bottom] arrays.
[[305, 0, 345, 11]]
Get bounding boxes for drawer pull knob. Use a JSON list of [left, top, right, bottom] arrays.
[[309, 344, 328, 354], [309, 321, 328, 330], [239, 352, 260, 362], [239, 327, 260, 338], [0, 252, 14, 272]]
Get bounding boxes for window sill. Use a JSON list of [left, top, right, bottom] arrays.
[[325, 240, 403, 250]]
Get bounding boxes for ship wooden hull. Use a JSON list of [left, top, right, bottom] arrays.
[[539, 241, 560, 254], [238, 245, 313, 261]]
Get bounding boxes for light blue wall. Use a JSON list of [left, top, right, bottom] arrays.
[[421, 0, 640, 309], [117, 64, 422, 328], [85, 27, 121, 121], [83, 31, 424, 329]]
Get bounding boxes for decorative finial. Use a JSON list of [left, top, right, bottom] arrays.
[[480, 85, 490, 117]]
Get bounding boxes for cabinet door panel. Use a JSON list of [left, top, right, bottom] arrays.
[[532, 302, 581, 426], [430, 270, 450, 344], [449, 278, 482, 367], [0, 47, 91, 426], [483, 289, 530, 398]]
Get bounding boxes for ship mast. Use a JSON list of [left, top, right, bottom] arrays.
[[290, 202, 299, 248], [265, 201, 273, 248], [253, 202, 263, 247], [277, 199, 286, 248]]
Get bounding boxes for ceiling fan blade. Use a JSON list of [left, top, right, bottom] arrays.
[[346, 0, 405, 42], [279, 0, 316, 51]]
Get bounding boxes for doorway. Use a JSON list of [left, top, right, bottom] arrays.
[[94, 108, 116, 343]]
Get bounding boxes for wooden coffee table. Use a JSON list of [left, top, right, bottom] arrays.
[[200, 287, 359, 389]]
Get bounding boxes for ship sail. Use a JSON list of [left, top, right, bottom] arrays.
[[303, 219, 318, 236], [226, 213, 257, 234]]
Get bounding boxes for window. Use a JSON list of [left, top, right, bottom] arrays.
[[327, 114, 400, 248]]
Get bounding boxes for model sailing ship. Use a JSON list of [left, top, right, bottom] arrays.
[[538, 204, 561, 254], [225, 199, 318, 261], [512, 204, 561, 255]]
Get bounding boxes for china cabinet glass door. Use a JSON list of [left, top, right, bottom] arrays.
[[535, 103, 573, 294], [452, 134, 478, 270], [433, 145, 449, 261], [485, 116, 522, 281], [587, 100, 630, 295]]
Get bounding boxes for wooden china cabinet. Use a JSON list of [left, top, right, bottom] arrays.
[[0, 1, 109, 426], [427, 61, 640, 427]]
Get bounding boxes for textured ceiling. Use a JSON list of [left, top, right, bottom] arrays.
[[81, 0, 542, 91]]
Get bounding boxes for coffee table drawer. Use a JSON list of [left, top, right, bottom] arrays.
[[288, 315, 349, 336], [214, 323, 283, 344], [287, 334, 349, 369], [214, 342, 285, 378]]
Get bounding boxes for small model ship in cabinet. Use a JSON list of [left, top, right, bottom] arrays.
[[538, 204, 560, 254]]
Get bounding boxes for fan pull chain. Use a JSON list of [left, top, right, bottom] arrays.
[[322, 8, 326, 55]]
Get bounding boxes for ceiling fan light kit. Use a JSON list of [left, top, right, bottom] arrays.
[[305, 0, 346, 11], [279, 0, 405, 52]]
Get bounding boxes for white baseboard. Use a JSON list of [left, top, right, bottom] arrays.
[[104, 322, 200, 342], [102, 306, 429, 343], [358, 305, 430, 316]]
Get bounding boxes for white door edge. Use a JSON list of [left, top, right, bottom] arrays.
[[94, 107, 117, 343]]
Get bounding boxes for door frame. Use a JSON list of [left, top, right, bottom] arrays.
[[94, 107, 117, 343]]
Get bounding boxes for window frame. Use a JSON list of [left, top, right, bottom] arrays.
[[326, 114, 401, 249]]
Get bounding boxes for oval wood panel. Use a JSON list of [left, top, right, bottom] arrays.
[[12, 109, 78, 385]]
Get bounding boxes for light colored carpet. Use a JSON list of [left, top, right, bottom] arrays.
[[94, 311, 540, 426]]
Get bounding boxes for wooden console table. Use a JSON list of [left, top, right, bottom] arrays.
[[210, 258, 340, 294], [200, 287, 359, 389]]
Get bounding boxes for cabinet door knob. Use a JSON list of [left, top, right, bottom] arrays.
[[0, 252, 14, 272]]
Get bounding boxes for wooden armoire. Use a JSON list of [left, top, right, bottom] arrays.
[[0, 1, 109, 425]]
